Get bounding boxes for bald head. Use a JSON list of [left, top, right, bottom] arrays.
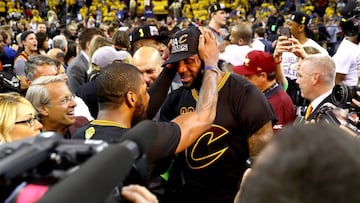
[[132, 46, 162, 87], [47, 48, 65, 64]]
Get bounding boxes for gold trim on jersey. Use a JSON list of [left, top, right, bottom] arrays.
[[191, 72, 231, 100], [90, 120, 128, 129]]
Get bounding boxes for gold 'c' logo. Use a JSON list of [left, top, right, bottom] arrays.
[[185, 124, 229, 169], [179, 34, 188, 44]]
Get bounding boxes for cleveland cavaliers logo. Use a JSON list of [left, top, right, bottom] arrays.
[[172, 33, 189, 53], [185, 124, 229, 169]]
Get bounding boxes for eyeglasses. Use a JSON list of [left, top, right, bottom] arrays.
[[58, 95, 75, 106], [15, 116, 39, 127]]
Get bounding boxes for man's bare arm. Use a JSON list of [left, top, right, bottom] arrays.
[[335, 73, 346, 84], [173, 27, 221, 153], [248, 121, 273, 157]]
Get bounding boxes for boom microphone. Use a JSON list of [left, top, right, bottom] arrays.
[[118, 120, 158, 158], [38, 120, 158, 203]]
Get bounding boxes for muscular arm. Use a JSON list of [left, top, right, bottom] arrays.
[[248, 121, 273, 157], [335, 73, 346, 84], [172, 27, 220, 153]]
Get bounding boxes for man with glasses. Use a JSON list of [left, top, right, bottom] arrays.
[[25, 75, 78, 138], [24, 55, 93, 121], [295, 54, 336, 121]]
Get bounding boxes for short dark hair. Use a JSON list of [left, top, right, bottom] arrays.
[[255, 27, 266, 38], [238, 123, 360, 203], [266, 71, 276, 81], [96, 63, 143, 110], [79, 28, 105, 50]]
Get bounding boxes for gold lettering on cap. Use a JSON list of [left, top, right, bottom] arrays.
[[139, 28, 144, 37], [301, 16, 306, 24]]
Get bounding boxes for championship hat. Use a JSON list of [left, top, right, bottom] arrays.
[[165, 26, 201, 65], [233, 50, 276, 75], [208, 3, 226, 14], [130, 25, 168, 44], [289, 11, 311, 26]]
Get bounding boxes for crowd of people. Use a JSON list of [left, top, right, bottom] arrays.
[[1, 0, 360, 202]]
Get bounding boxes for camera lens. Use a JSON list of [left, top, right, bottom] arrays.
[[331, 85, 348, 105]]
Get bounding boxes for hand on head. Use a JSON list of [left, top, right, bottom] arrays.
[[198, 26, 219, 67]]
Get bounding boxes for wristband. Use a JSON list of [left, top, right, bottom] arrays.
[[203, 66, 216, 71]]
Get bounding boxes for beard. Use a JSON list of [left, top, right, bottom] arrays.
[[131, 99, 148, 126], [183, 69, 204, 91]]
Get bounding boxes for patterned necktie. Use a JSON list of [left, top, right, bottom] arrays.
[[304, 104, 313, 120]]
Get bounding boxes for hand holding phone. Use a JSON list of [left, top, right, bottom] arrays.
[[279, 27, 291, 38]]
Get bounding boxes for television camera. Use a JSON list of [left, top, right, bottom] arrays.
[[0, 119, 155, 203], [315, 84, 360, 135]]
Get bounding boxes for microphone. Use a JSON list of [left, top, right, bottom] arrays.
[[38, 120, 158, 203], [118, 120, 158, 159]]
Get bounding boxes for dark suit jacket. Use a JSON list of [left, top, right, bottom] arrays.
[[76, 80, 98, 119], [307, 95, 333, 121], [66, 53, 89, 93]]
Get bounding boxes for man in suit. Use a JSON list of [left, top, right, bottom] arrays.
[[66, 28, 104, 93], [296, 54, 335, 121]]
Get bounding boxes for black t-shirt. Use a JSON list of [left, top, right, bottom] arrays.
[[267, 14, 285, 34], [72, 120, 181, 164], [160, 72, 277, 203]]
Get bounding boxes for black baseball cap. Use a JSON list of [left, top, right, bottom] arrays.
[[165, 26, 201, 65], [20, 31, 34, 42], [289, 11, 310, 26], [130, 25, 168, 44], [208, 3, 226, 14]]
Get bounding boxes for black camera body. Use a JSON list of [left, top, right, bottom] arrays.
[[313, 85, 360, 135], [331, 84, 360, 112]]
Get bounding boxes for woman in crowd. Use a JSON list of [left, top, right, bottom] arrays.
[[0, 93, 42, 143], [36, 32, 49, 55]]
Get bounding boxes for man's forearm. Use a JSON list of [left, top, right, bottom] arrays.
[[248, 121, 273, 157], [196, 67, 220, 122]]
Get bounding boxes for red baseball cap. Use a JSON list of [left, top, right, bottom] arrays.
[[233, 50, 276, 75]]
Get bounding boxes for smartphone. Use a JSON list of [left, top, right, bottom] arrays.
[[279, 27, 291, 38]]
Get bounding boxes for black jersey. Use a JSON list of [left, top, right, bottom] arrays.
[[72, 120, 181, 164], [160, 72, 276, 203]]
